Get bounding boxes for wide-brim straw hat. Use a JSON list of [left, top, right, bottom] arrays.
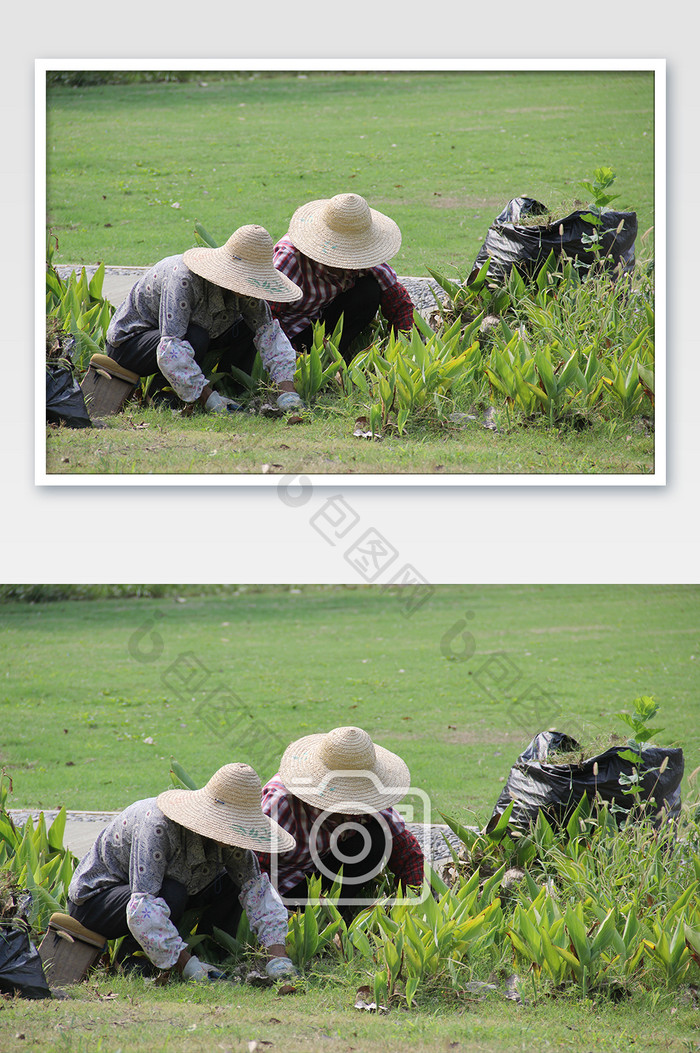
[[183, 224, 302, 302], [278, 726, 410, 814], [287, 193, 402, 269], [157, 762, 296, 852]]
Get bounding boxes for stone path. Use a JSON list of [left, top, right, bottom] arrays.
[[55, 266, 448, 318], [9, 808, 465, 864]]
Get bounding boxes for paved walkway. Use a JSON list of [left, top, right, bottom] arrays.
[[55, 266, 447, 317], [9, 808, 464, 864]]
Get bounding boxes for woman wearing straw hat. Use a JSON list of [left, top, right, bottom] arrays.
[[257, 726, 425, 913], [67, 764, 297, 981], [270, 194, 416, 364], [105, 225, 305, 413]]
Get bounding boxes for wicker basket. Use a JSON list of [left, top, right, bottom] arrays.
[[80, 354, 139, 418], [38, 913, 107, 987]]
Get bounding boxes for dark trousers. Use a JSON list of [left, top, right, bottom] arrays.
[[292, 275, 382, 363], [68, 873, 243, 947], [283, 817, 391, 908], [106, 321, 257, 386]]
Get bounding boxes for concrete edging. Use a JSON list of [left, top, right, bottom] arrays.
[[55, 266, 448, 316]]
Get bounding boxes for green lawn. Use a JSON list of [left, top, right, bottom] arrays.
[[44, 404, 655, 476], [1, 973, 697, 1053], [45, 70, 656, 275], [1, 585, 696, 820]]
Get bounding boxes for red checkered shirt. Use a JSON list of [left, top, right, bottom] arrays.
[[270, 236, 415, 339], [256, 773, 425, 894]]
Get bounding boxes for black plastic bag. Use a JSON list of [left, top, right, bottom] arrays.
[[488, 730, 684, 831], [46, 365, 92, 429], [0, 921, 51, 999], [469, 197, 637, 283]]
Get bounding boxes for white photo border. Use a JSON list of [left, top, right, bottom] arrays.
[[35, 57, 666, 487]]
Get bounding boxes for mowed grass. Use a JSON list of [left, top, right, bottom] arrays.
[[2, 972, 698, 1053], [1, 585, 697, 820], [45, 70, 656, 275], [44, 404, 655, 476]]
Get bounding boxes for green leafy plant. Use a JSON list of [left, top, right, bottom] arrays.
[[46, 232, 114, 373], [348, 873, 505, 1007], [614, 696, 667, 810], [579, 166, 621, 211], [427, 258, 510, 328], [293, 318, 347, 404], [0, 772, 77, 934], [286, 899, 343, 970], [351, 315, 484, 435]]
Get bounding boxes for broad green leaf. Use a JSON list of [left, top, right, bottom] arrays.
[[48, 806, 67, 852], [88, 262, 105, 299], [193, 221, 220, 248], [565, 906, 591, 968], [169, 760, 199, 790], [405, 975, 420, 1007]]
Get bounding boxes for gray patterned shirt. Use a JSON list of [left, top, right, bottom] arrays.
[[106, 256, 296, 399], [68, 798, 288, 966]]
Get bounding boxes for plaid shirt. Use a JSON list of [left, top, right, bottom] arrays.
[[256, 774, 425, 894], [270, 236, 415, 339]]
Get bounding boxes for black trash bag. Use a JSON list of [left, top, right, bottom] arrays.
[[46, 365, 92, 429], [0, 921, 52, 999], [468, 197, 637, 284], [487, 730, 684, 832]]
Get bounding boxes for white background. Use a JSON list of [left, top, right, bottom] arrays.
[[2, 2, 698, 586]]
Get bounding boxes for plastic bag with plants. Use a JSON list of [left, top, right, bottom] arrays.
[[469, 169, 638, 284], [487, 697, 683, 831]]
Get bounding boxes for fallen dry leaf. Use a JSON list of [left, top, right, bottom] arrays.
[[461, 981, 497, 998], [353, 416, 381, 440], [505, 974, 526, 1004], [259, 403, 284, 418], [354, 985, 389, 1014], [483, 407, 499, 432], [245, 970, 272, 988]]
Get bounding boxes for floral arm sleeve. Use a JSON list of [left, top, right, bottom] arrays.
[[125, 815, 186, 969], [156, 267, 207, 402], [239, 297, 297, 385], [156, 339, 208, 402], [227, 849, 289, 948], [126, 894, 187, 968]]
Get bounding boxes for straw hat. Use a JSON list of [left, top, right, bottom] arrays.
[[287, 193, 402, 269], [157, 763, 296, 852], [183, 225, 302, 302], [278, 726, 410, 814]]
